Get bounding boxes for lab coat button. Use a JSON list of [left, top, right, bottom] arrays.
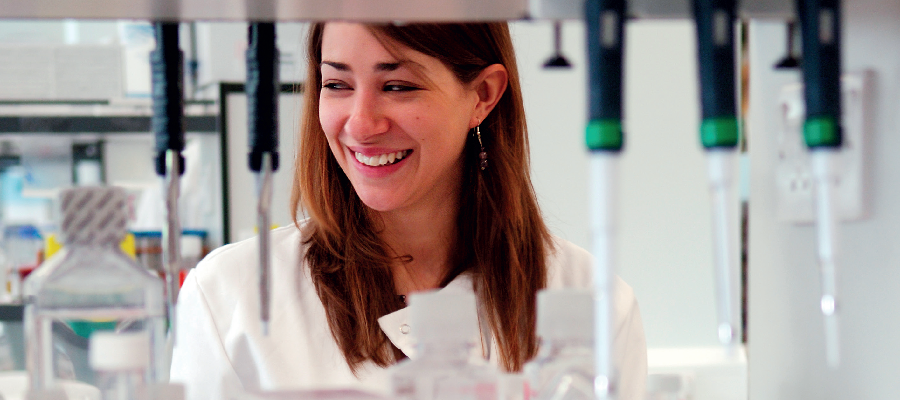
[[400, 324, 410, 334]]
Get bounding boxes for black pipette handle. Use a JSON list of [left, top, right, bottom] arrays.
[[585, 0, 626, 152], [246, 22, 280, 172], [693, 0, 739, 149], [151, 22, 186, 176], [797, 0, 842, 148]]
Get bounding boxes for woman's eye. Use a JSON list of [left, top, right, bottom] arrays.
[[322, 82, 350, 90], [383, 84, 420, 92]]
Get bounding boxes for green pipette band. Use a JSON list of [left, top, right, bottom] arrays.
[[700, 117, 739, 148], [804, 117, 841, 148], [586, 119, 623, 151]]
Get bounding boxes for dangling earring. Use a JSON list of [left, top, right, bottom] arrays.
[[476, 125, 488, 171]]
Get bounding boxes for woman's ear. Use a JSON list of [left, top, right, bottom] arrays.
[[470, 64, 509, 128]]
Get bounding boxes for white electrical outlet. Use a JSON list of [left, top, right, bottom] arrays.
[[774, 71, 869, 224]]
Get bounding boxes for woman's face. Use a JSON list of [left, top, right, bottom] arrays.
[[318, 23, 479, 215]]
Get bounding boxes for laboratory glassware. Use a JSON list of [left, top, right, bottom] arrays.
[[585, 0, 625, 397], [390, 291, 498, 400], [246, 22, 280, 336], [23, 186, 167, 392], [691, 0, 742, 349], [797, 0, 844, 368], [523, 289, 594, 400]]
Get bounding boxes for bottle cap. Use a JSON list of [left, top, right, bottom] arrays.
[[409, 291, 478, 344], [60, 186, 128, 246], [89, 331, 150, 371], [536, 289, 593, 341], [181, 235, 203, 259]]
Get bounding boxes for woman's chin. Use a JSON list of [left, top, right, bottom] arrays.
[[355, 193, 404, 213]]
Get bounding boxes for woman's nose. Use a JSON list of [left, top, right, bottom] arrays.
[[344, 90, 389, 140]]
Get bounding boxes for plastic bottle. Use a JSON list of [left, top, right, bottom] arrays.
[[23, 186, 167, 392], [90, 331, 148, 400], [0, 321, 15, 371], [523, 289, 594, 400], [3, 224, 44, 303], [390, 291, 498, 400]]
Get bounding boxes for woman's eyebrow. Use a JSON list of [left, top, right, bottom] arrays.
[[321, 60, 419, 73], [321, 61, 349, 71]]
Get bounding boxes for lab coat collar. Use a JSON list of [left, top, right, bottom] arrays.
[[377, 273, 486, 360]]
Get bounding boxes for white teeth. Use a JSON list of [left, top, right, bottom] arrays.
[[355, 150, 408, 167]]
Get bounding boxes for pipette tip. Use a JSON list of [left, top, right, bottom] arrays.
[[261, 321, 269, 336]]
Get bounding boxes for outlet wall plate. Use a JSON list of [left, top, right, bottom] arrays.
[[774, 71, 870, 224]]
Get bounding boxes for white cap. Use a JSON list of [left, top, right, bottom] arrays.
[[181, 235, 203, 259], [89, 331, 150, 371], [409, 291, 478, 344], [536, 289, 593, 341]]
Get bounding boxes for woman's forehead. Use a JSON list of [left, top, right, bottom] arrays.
[[322, 23, 394, 63], [320, 23, 434, 75]]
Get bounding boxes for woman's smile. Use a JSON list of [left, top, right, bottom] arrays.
[[354, 149, 412, 167]]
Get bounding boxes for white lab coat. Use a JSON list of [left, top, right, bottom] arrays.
[[170, 222, 647, 400]]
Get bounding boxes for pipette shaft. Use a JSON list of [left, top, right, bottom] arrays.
[[812, 151, 841, 367], [585, 0, 625, 397], [589, 154, 618, 399], [246, 22, 279, 335], [257, 153, 274, 335], [162, 150, 182, 340], [151, 22, 185, 344], [797, 0, 843, 367], [692, 0, 740, 348]]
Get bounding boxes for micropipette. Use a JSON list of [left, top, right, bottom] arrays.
[[585, 0, 625, 397], [246, 22, 280, 336], [151, 22, 186, 344], [796, 0, 843, 368], [691, 0, 741, 350]]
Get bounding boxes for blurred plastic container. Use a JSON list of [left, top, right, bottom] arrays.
[[0, 371, 100, 400], [23, 186, 167, 393], [390, 291, 498, 400], [645, 373, 692, 400], [0, 321, 15, 371], [523, 289, 594, 400], [180, 229, 208, 270], [3, 224, 44, 303], [229, 390, 387, 400], [132, 231, 163, 275]]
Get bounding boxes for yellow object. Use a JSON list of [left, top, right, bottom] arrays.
[[44, 235, 63, 259], [45, 233, 137, 260], [120, 233, 136, 259], [252, 225, 280, 234]]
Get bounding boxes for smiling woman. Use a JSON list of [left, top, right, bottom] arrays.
[[170, 22, 647, 400]]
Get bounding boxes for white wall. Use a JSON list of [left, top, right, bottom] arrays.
[[747, 1, 900, 398], [512, 20, 722, 348]]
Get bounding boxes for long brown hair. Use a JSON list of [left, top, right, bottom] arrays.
[[291, 22, 551, 373]]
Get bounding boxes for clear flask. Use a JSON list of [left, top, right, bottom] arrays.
[[390, 291, 498, 400], [523, 289, 594, 400], [23, 186, 167, 392]]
